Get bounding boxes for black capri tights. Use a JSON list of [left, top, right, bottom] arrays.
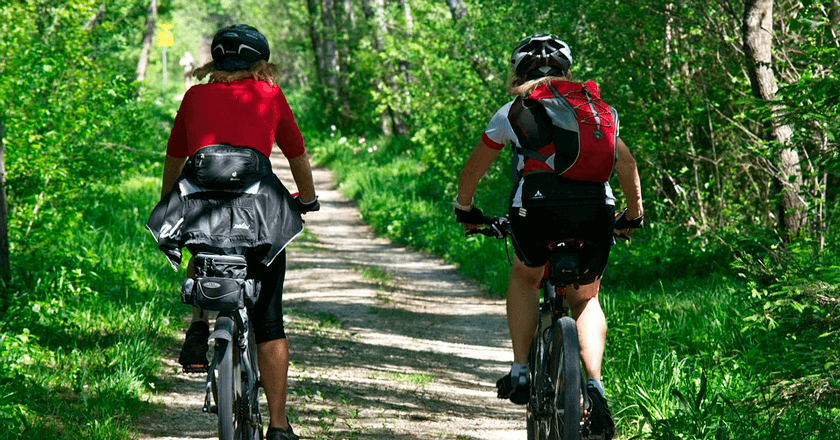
[[247, 250, 288, 344], [509, 204, 615, 280]]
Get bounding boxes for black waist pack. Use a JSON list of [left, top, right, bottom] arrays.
[[181, 253, 260, 311], [181, 144, 272, 190]]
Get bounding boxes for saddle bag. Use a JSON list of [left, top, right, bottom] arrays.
[[180, 253, 260, 311]]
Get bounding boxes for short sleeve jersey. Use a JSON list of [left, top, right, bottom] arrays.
[[482, 100, 615, 208], [166, 79, 305, 159]]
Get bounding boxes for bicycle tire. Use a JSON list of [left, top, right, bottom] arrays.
[[527, 323, 552, 440], [550, 316, 582, 440], [243, 324, 262, 440], [216, 337, 236, 440], [214, 316, 244, 440]]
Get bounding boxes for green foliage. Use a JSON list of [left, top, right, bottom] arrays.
[[0, 2, 181, 438], [0, 167, 183, 439]]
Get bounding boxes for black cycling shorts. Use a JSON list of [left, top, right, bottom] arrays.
[[247, 250, 288, 344], [509, 204, 615, 278]]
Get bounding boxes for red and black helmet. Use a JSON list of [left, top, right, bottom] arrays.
[[211, 24, 270, 72], [511, 34, 573, 79]]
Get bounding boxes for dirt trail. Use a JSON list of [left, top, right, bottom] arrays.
[[136, 150, 525, 440]]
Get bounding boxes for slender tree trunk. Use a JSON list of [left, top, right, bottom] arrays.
[[0, 117, 9, 273], [828, 0, 840, 42], [743, 0, 806, 235], [320, 0, 341, 103], [446, 0, 467, 22], [135, 0, 158, 82], [362, 0, 393, 136], [391, 0, 413, 136], [307, 0, 326, 89], [336, 0, 354, 126], [83, 3, 106, 30]]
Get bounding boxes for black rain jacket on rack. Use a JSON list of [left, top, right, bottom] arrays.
[[146, 146, 303, 269]]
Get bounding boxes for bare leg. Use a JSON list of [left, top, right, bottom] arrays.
[[258, 338, 290, 430], [507, 254, 544, 364], [565, 280, 606, 380]]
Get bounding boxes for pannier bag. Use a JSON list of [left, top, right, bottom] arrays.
[[180, 253, 260, 311], [181, 144, 273, 190]]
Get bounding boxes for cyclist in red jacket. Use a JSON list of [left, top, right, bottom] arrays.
[[159, 25, 315, 440], [454, 35, 644, 440]]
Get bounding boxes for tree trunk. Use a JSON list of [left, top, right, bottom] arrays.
[[336, 0, 354, 126], [446, 0, 467, 22], [307, 0, 326, 88], [362, 0, 393, 136], [320, 0, 341, 103], [743, 0, 806, 235], [0, 117, 9, 273], [135, 0, 158, 82], [827, 1, 840, 47], [83, 3, 106, 31]]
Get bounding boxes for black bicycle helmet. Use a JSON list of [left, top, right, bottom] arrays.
[[511, 34, 572, 79], [211, 24, 270, 72]]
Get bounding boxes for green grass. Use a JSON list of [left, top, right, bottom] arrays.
[[307, 132, 840, 440], [0, 163, 184, 440]]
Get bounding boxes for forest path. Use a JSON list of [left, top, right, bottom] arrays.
[[135, 149, 525, 439]]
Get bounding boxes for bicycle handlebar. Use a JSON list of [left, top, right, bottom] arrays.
[[465, 211, 644, 241], [465, 216, 511, 239]]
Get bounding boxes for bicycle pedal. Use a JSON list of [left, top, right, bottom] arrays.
[[182, 364, 209, 374]]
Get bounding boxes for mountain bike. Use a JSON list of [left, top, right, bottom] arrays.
[[470, 217, 590, 440], [181, 252, 264, 440]]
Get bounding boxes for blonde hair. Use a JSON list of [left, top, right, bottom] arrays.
[[507, 73, 571, 96], [194, 60, 280, 86]]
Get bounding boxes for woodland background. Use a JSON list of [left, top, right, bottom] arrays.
[[0, 0, 837, 439]]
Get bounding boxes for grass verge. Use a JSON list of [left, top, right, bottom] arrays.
[[0, 163, 183, 440]]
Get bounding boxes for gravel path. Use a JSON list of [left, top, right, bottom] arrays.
[[135, 150, 525, 440]]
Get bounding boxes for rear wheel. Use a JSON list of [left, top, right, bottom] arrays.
[[216, 338, 236, 440], [549, 316, 582, 440], [214, 317, 244, 440]]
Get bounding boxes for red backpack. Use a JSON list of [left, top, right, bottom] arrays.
[[508, 80, 618, 183]]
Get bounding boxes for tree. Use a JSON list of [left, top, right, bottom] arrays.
[[743, 0, 806, 236], [136, 0, 158, 82]]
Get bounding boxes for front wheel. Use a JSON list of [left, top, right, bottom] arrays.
[[549, 316, 583, 440]]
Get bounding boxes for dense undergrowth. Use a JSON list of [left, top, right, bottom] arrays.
[[0, 162, 185, 439], [307, 130, 840, 440]]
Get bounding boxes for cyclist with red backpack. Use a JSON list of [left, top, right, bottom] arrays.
[[453, 35, 644, 440], [155, 25, 316, 440]]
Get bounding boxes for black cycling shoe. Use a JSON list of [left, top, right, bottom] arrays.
[[266, 424, 299, 440], [178, 321, 210, 373], [496, 371, 530, 405], [585, 384, 616, 440]]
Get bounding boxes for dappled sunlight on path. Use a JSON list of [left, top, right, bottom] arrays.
[[136, 149, 526, 440]]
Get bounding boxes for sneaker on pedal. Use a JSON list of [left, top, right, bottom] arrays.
[[496, 366, 529, 405], [178, 321, 210, 372], [585, 384, 615, 440], [266, 424, 299, 440]]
